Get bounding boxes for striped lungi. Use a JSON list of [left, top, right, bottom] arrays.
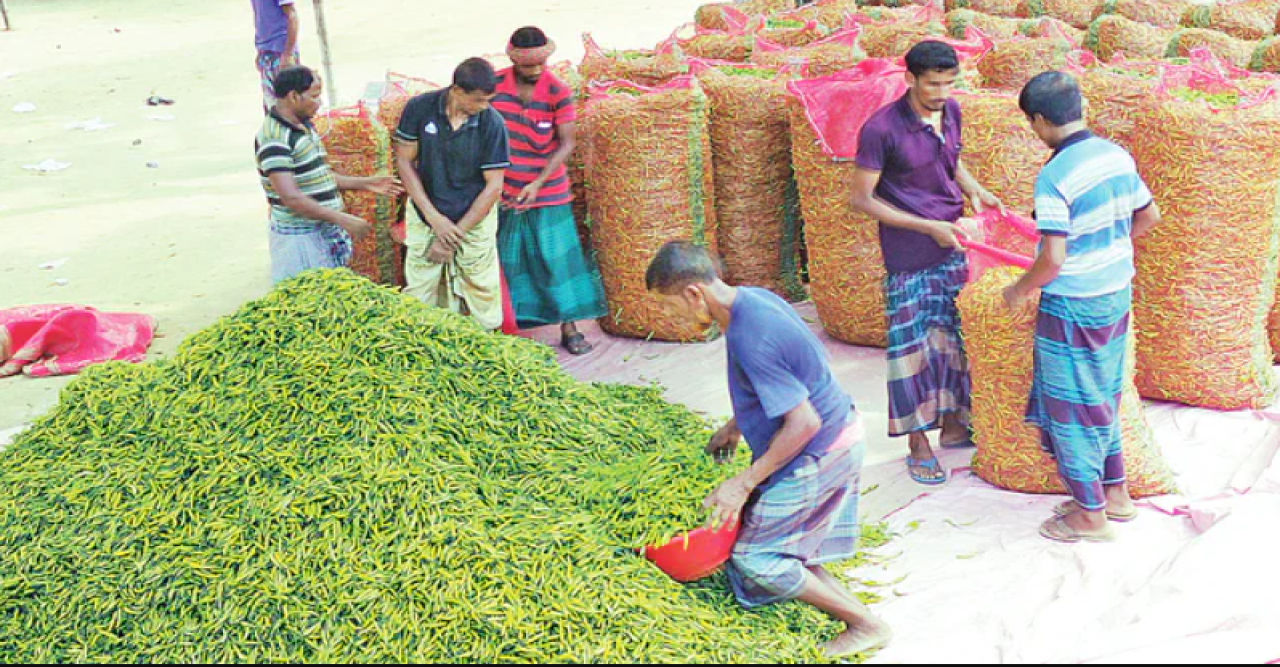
[[1024, 287, 1132, 512], [497, 204, 607, 329], [884, 251, 971, 437], [727, 418, 865, 609]]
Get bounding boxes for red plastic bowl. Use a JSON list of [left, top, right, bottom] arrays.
[[641, 522, 740, 583]]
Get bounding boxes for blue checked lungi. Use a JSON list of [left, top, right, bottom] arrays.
[[269, 222, 352, 284], [256, 49, 301, 112], [1024, 287, 1132, 512], [497, 204, 608, 329], [727, 418, 865, 609], [884, 252, 971, 437]]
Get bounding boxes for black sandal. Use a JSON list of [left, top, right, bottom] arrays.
[[562, 332, 593, 356]]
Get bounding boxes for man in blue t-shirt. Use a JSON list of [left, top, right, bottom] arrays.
[[1003, 72, 1162, 544], [646, 242, 892, 659]]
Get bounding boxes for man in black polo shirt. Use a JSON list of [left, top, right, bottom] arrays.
[[395, 58, 511, 330]]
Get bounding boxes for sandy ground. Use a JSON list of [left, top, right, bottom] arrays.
[[0, 0, 709, 434]]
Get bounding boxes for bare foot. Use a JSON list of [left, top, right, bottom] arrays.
[[824, 620, 894, 659]]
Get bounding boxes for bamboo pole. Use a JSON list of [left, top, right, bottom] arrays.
[[313, 0, 337, 107], [1, 0, 12, 31]]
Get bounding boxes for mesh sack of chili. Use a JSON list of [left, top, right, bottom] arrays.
[[958, 265, 1176, 498], [756, 17, 833, 47], [976, 37, 1096, 90], [1092, 0, 1192, 27], [693, 62, 807, 301], [946, 0, 1025, 18], [1085, 15, 1175, 62], [1017, 0, 1099, 29], [1080, 62, 1157, 148], [1252, 36, 1280, 73], [580, 34, 689, 86], [313, 105, 402, 286], [751, 27, 865, 77], [779, 0, 864, 29], [1166, 27, 1258, 67], [785, 63, 913, 348], [679, 29, 756, 62], [858, 20, 950, 57], [696, 2, 739, 31], [585, 77, 719, 342], [1128, 71, 1280, 409], [1182, 0, 1280, 41], [375, 72, 438, 137], [946, 10, 1028, 38], [956, 91, 1053, 214]]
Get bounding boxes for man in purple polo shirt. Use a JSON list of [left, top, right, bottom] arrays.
[[850, 41, 1004, 486], [251, 0, 301, 112]]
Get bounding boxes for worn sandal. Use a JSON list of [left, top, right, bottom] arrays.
[[1040, 516, 1117, 544], [1053, 501, 1139, 523]]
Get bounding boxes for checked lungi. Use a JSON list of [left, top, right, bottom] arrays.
[[727, 418, 865, 609], [1025, 287, 1132, 512], [256, 49, 300, 112], [884, 251, 971, 437], [269, 222, 352, 285], [497, 204, 607, 329]]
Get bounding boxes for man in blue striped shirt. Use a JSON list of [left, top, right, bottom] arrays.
[[1003, 72, 1162, 544]]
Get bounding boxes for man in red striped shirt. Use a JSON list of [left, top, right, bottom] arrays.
[[494, 27, 608, 355]]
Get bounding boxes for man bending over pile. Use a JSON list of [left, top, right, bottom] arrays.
[[646, 241, 892, 659], [395, 59, 511, 330], [1003, 72, 1162, 544]]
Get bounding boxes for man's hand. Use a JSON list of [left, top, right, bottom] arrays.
[[706, 422, 741, 464], [427, 239, 455, 265], [703, 474, 754, 530], [1003, 282, 1035, 311], [336, 213, 372, 241], [515, 180, 543, 209], [280, 53, 298, 69], [428, 217, 465, 252], [363, 176, 405, 198], [927, 221, 968, 251], [971, 187, 1006, 215]]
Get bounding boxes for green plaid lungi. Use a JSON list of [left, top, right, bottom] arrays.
[[497, 204, 608, 329]]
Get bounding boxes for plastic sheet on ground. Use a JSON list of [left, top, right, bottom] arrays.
[[518, 306, 1280, 664]]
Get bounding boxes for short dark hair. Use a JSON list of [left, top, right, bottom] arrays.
[[511, 26, 550, 49], [453, 58, 499, 94], [1019, 71, 1084, 126], [905, 41, 960, 76], [645, 241, 722, 294], [273, 66, 316, 100]]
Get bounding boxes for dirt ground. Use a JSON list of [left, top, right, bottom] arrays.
[[0, 0, 710, 435]]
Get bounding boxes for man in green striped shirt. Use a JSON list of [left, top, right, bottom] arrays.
[[256, 66, 402, 283]]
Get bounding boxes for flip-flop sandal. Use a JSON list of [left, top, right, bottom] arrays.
[[1040, 516, 1117, 544], [906, 456, 948, 486], [561, 333, 593, 356], [1053, 501, 1140, 523]]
